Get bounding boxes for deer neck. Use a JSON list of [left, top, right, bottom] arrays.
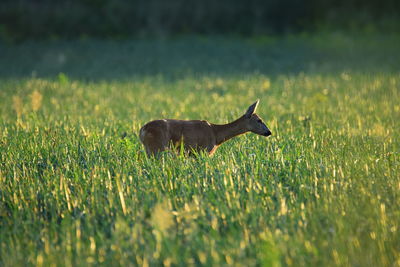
[[211, 116, 248, 145]]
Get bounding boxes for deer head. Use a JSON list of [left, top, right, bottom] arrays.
[[244, 100, 272, 137]]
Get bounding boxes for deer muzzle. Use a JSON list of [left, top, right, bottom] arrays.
[[263, 130, 272, 137]]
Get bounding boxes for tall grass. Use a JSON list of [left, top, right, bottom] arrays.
[[0, 34, 399, 266]]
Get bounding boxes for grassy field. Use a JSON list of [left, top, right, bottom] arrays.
[[0, 33, 399, 266]]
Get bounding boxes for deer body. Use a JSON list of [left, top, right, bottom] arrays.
[[139, 101, 271, 156], [140, 119, 217, 155]]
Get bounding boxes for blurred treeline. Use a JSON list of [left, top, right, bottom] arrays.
[[1, 0, 399, 41]]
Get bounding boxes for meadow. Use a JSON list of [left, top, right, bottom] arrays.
[[0, 33, 399, 266]]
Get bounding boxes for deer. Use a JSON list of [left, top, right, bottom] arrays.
[[139, 100, 271, 156]]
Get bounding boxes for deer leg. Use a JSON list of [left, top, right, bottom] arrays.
[[142, 131, 168, 156]]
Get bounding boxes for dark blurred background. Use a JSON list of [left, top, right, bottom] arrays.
[[1, 0, 399, 41]]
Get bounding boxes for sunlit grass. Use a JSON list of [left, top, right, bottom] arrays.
[[0, 34, 399, 266]]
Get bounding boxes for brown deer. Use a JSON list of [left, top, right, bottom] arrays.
[[139, 100, 271, 156]]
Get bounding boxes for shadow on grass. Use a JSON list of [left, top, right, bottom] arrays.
[[0, 33, 399, 81]]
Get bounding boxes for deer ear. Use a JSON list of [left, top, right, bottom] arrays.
[[245, 100, 259, 118]]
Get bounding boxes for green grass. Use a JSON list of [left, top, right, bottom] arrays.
[[0, 33, 399, 266]]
